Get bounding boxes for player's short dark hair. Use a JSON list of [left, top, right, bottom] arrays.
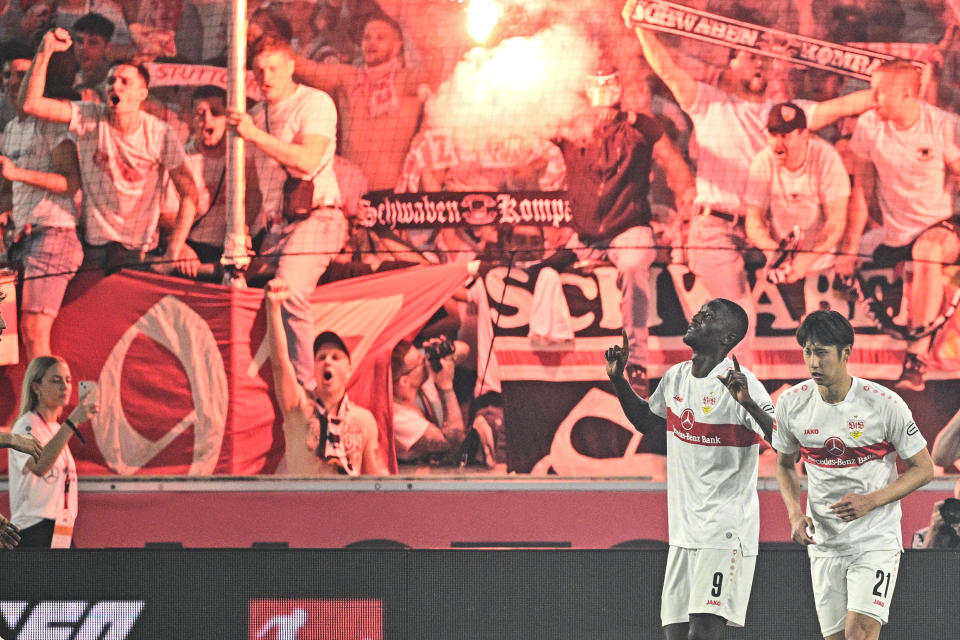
[[191, 84, 226, 102], [714, 298, 748, 347], [110, 58, 150, 87], [796, 310, 854, 350], [74, 12, 115, 42]]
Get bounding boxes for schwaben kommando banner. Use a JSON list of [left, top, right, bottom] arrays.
[[624, 0, 924, 80], [357, 190, 572, 230]]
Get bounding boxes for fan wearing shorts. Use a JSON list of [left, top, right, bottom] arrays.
[[606, 298, 774, 640], [774, 310, 934, 639]]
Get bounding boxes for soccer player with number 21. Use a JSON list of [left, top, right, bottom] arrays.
[[774, 310, 933, 640]]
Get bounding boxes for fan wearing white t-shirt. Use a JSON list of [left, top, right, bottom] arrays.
[[840, 60, 960, 392], [605, 299, 774, 640], [228, 35, 347, 393], [20, 28, 199, 273], [744, 102, 849, 286], [774, 310, 933, 640]]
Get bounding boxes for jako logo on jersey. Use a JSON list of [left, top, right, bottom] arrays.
[[848, 416, 865, 440], [673, 395, 683, 403], [702, 392, 718, 415], [873, 599, 885, 607], [0, 600, 144, 639], [804, 428, 819, 435], [705, 599, 722, 606]]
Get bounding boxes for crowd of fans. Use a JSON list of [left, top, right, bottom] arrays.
[[3, 0, 960, 476]]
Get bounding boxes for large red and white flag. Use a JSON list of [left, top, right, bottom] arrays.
[[0, 263, 470, 475]]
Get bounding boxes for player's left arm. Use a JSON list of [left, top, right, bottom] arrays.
[[717, 355, 774, 440], [830, 448, 935, 522]]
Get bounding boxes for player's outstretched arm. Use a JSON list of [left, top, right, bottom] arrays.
[[605, 331, 657, 434], [717, 355, 774, 439]]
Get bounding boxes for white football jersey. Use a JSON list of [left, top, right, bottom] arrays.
[[648, 358, 772, 555], [773, 378, 927, 557]]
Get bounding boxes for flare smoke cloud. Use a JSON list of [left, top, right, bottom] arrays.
[[425, 24, 599, 147]]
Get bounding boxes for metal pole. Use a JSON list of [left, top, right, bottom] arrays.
[[222, 0, 249, 288]]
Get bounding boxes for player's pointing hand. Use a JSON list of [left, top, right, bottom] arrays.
[[605, 330, 630, 381], [718, 354, 752, 405]]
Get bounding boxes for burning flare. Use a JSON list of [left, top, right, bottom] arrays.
[[467, 0, 501, 43]]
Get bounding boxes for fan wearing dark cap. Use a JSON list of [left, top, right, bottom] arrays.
[[264, 277, 388, 475], [743, 102, 850, 286]]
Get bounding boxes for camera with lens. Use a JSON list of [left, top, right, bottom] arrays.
[[939, 497, 960, 526], [423, 336, 456, 372]]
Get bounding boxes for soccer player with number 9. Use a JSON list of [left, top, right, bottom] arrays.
[[605, 299, 774, 639]]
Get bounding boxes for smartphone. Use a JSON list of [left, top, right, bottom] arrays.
[[78, 380, 97, 400]]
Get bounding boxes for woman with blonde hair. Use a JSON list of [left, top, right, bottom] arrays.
[[9, 355, 96, 548]]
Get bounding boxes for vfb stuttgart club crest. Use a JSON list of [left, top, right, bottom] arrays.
[[702, 391, 718, 415], [848, 416, 865, 440]]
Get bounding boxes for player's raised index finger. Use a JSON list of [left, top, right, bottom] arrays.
[[732, 354, 741, 372], [622, 329, 629, 352]]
